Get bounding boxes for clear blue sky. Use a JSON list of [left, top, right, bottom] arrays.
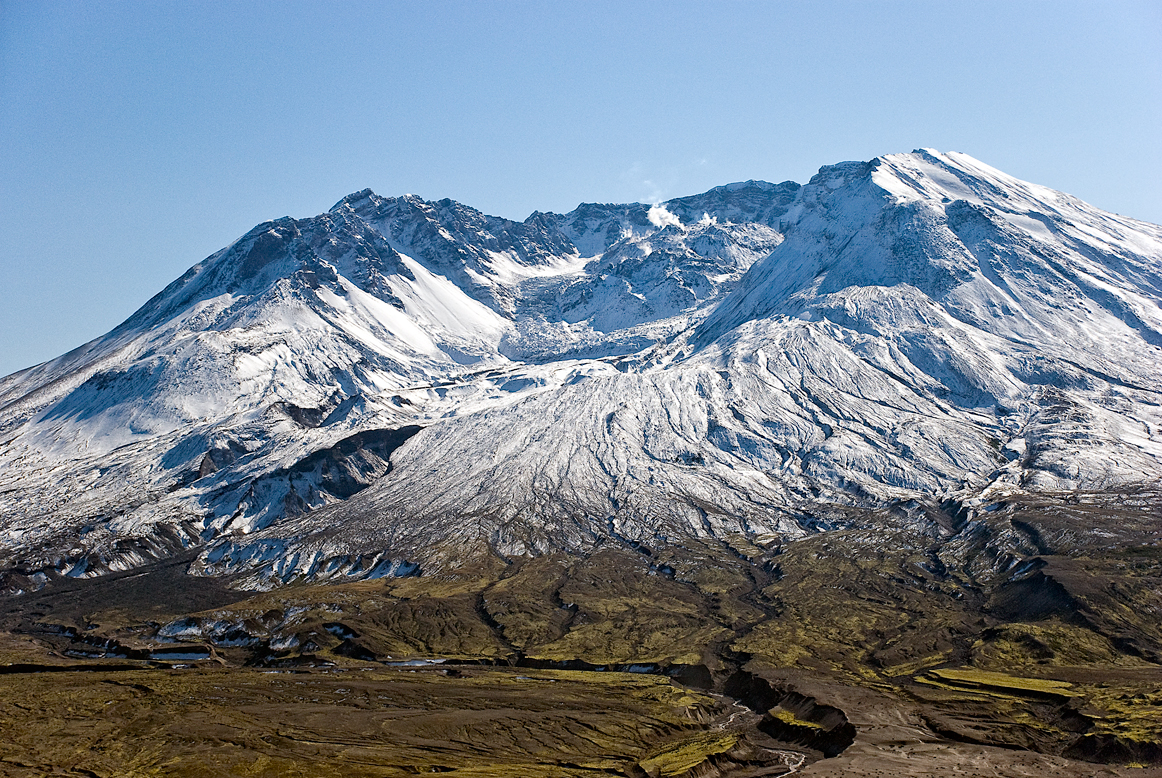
[[2, 0, 1159, 376]]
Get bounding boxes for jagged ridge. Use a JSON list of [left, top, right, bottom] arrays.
[[1, 149, 1160, 591]]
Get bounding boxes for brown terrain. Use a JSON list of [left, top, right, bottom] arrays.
[[1, 491, 1161, 777]]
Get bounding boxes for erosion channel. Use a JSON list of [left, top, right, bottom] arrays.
[[2, 493, 1162, 776]]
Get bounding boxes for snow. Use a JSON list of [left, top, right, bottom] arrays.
[[1, 149, 1160, 590], [390, 253, 511, 341]]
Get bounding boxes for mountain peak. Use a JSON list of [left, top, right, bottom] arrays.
[[331, 187, 378, 210], [1, 149, 1160, 592]]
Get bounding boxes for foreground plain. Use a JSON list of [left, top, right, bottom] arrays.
[[3, 493, 1162, 776]]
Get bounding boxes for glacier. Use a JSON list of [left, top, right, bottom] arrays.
[[0, 149, 1159, 592]]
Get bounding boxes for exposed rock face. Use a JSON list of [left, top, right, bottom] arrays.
[[0, 149, 1159, 590]]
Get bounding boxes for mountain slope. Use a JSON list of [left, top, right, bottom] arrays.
[[1, 149, 1160, 592]]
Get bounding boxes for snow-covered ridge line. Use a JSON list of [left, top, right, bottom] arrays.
[[1, 149, 1160, 592]]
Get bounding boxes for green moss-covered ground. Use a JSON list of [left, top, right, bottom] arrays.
[[3, 492, 1162, 773]]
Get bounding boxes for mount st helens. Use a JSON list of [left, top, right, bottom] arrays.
[[0, 148, 1159, 592], [2, 150, 1162, 776]]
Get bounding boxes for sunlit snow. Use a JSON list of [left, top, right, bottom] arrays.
[[0, 150, 1159, 590]]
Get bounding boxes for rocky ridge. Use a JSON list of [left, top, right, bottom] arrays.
[[0, 149, 1159, 592]]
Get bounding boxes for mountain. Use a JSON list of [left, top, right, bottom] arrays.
[[1, 149, 1160, 594]]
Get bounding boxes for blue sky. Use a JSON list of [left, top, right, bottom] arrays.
[[1, 0, 1159, 376]]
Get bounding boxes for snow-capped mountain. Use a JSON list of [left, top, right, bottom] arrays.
[[1, 149, 1160, 592]]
